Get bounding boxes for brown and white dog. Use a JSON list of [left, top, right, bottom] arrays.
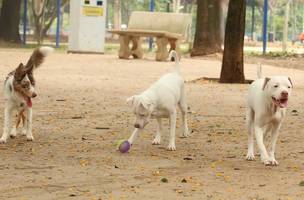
[[0, 47, 53, 143]]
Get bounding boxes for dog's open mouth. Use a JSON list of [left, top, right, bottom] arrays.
[[272, 97, 288, 108], [23, 95, 32, 107]]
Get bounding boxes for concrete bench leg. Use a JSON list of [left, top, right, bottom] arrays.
[[156, 37, 169, 61], [169, 39, 181, 61], [130, 37, 143, 59], [118, 35, 131, 59]]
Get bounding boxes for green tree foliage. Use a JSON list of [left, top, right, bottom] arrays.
[[245, 0, 304, 41]]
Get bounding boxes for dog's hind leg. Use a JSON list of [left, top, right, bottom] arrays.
[[178, 86, 189, 138], [0, 106, 13, 143], [152, 118, 162, 145], [246, 108, 255, 161], [167, 110, 177, 151]]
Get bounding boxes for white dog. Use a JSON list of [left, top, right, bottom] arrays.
[[127, 51, 189, 151], [246, 66, 293, 166], [0, 46, 53, 143]]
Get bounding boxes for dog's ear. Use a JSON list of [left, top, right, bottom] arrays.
[[262, 77, 270, 90], [288, 77, 293, 88], [14, 63, 26, 81]]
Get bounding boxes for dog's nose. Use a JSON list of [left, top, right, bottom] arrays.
[[32, 92, 37, 98], [281, 91, 288, 97], [134, 124, 140, 128]]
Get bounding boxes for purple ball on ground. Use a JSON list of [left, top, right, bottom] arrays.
[[119, 140, 131, 153]]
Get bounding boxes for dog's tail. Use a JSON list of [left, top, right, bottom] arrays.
[[169, 50, 180, 73], [257, 62, 262, 79], [25, 46, 54, 71]]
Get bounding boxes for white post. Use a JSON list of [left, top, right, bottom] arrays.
[[282, 0, 291, 52]]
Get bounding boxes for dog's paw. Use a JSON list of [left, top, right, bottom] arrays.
[[21, 129, 27, 136], [167, 143, 176, 151], [152, 136, 161, 145], [246, 153, 255, 161], [10, 128, 17, 138], [264, 158, 279, 166], [26, 135, 34, 141], [181, 131, 190, 138], [0, 137, 7, 144]]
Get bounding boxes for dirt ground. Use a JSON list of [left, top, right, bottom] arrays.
[[0, 48, 303, 200]]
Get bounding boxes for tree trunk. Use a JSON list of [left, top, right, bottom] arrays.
[[190, 0, 222, 56], [172, 0, 180, 13], [0, 0, 21, 43], [113, 0, 121, 29], [219, 0, 246, 83]]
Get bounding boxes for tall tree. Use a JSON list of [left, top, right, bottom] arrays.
[[0, 0, 21, 43], [191, 0, 222, 56], [219, 0, 246, 83], [31, 0, 69, 44]]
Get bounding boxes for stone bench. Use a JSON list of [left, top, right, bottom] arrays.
[[109, 11, 192, 61]]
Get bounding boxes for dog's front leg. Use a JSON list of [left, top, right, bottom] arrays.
[[152, 118, 162, 145], [25, 108, 34, 141], [254, 125, 270, 165], [167, 110, 177, 151], [0, 106, 13, 143], [268, 121, 282, 166], [128, 128, 140, 145]]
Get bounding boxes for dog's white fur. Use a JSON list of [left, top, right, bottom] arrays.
[[127, 51, 189, 151], [0, 47, 53, 143], [246, 65, 293, 166]]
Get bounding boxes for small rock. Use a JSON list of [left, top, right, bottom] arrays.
[[181, 178, 187, 183], [71, 116, 83, 119], [227, 155, 236, 158], [183, 157, 193, 160], [161, 177, 168, 183], [299, 181, 304, 186], [234, 167, 240, 170]]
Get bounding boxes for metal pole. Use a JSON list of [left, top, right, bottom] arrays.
[[262, 0, 268, 54], [56, 0, 61, 48], [23, 0, 27, 45], [149, 0, 155, 51]]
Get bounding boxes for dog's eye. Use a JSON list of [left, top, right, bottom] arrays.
[[288, 86, 291, 88], [274, 85, 278, 88]]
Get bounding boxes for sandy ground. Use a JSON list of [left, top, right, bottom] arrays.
[[0, 49, 303, 200]]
